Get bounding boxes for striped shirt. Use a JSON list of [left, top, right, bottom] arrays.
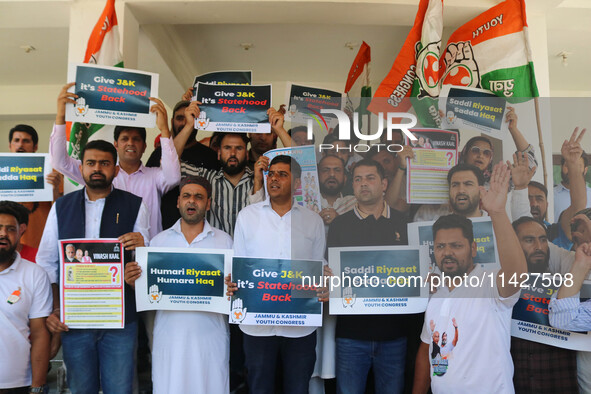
[[181, 162, 254, 237], [549, 295, 591, 332]]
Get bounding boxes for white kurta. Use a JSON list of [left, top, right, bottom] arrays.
[[149, 219, 233, 394]]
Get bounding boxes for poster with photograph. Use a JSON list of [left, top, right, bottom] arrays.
[[59, 239, 124, 329], [263, 146, 322, 212], [405, 129, 458, 204]]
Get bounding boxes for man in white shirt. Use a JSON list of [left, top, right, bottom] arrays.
[[0, 204, 52, 393], [125, 176, 233, 393], [226, 155, 325, 394], [413, 162, 527, 394], [36, 140, 150, 393]]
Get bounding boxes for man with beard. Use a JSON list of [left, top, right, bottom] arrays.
[[414, 163, 527, 393], [317, 155, 356, 229], [448, 163, 486, 217], [0, 204, 52, 393], [529, 128, 588, 250], [181, 129, 261, 236], [50, 83, 180, 238], [37, 140, 150, 393], [124, 176, 233, 392], [509, 216, 579, 393]]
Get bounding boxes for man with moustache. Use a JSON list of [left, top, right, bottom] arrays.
[[510, 217, 578, 393], [0, 204, 52, 393], [124, 176, 232, 392], [37, 140, 150, 393], [414, 163, 528, 394], [529, 129, 588, 251], [50, 83, 180, 238], [317, 155, 356, 229], [226, 155, 325, 394], [327, 159, 418, 394], [8, 124, 63, 249], [414, 156, 534, 223], [180, 130, 261, 237]]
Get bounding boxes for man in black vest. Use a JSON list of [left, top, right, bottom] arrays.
[[36, 140, 150, 393]]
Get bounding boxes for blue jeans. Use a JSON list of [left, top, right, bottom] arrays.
[[336, 337, 407, 394], [243, 332, 316, 394], [61, 321, 137, 394]]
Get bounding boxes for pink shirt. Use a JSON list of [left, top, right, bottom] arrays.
[[49, 123, 181, 238]]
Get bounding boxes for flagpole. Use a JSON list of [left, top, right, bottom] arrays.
[[533, 96, 548, 188]]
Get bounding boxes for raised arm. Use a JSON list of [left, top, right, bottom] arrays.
[[149, 97, 181, 193], [385, 145, 412, 211], [506, 106, 529, 152], [481, 162, 527, 297], [267, 107, 291, 148], [559, 128, 587, 239], [50, 83, 84, 184], [549, 242, 591, 331], [173, 101, 201, 157]]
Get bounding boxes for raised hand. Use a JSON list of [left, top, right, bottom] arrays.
[[562, 127, 586, 167], [56, 82, 77, 124], [480, 161, 510, 216], [509, 152, 536, 190], [149, 97, 170, 136]]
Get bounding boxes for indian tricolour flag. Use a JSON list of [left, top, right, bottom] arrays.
[[367, 0, 443, 127], [440, 0, 538, 102], [344, 41, 371, 133], [67, 0, 123, 160]]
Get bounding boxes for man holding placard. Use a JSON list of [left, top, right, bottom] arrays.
[[125, 175, 233, 392], [510, 217, 578, 393], [327, 158, 417, 393], [50, 82, 181, 238], [226, 155, 325, 394], [36, 140, 149, 393], [414, 163, 527, 394], [8, 124, 63, 249]]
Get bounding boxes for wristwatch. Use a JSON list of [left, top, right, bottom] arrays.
[[30, 387, 43, 393]]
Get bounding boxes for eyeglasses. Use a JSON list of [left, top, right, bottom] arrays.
[[267, 171, 290, 179], [469, 146, 493, 158]]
